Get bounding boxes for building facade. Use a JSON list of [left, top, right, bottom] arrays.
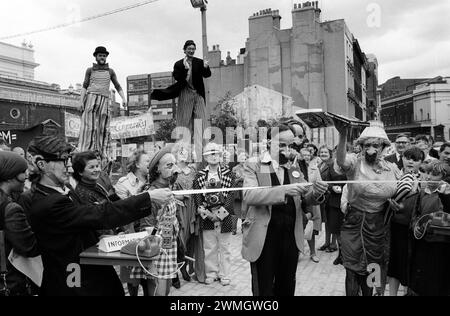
[[0, 41, 39, 80], [125, 2, 377, 146], [380, 76, 450, 141]]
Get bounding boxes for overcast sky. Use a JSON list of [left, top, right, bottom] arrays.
[[1, 0, 449, 90]]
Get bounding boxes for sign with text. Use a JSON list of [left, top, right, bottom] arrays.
[[98, 232, 148, 253], [110, 112, 155, 140], [65, 112, 81, 138]]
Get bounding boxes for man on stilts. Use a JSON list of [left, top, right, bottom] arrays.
[[152, 40, 211, 157], [78, 46, 127, 158]]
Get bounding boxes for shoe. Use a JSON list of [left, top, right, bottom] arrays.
[[333, 256, 343, 266], [326, 246, 338, 253], [181, 269, 192, 282], [205, 278, 215, 285], [318, 244, 330, 251], [172, 276, 181, 289], [310, 255, 320, 263], [220, 279, 231, 286]]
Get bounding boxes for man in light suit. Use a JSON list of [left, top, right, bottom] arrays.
[[241, 124, 328, 296]]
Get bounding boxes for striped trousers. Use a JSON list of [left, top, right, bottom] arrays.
[[78, 93, 110, 157], [177, 87, 208, 157]]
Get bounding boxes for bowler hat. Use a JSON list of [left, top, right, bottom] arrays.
[[93, 46, 109, 57]]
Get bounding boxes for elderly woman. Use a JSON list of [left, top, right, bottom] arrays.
[[131, 145, 181, 296], [334, 120, 401, 296]]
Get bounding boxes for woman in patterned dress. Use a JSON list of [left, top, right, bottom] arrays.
[[130, 146, 181, 296]]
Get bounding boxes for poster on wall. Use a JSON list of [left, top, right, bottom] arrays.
[[65, 112, 81, 138]]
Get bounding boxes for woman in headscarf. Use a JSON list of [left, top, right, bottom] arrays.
[[0, 151, 39, 296], [130, 145, 181, 296], [334, 120, 401, 296]]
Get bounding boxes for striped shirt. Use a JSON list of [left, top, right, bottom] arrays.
[[83, 63, 123, 98]]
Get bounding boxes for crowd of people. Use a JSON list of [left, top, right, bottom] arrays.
[[1, 42, 450, 297], [1, 125, 449, 296]]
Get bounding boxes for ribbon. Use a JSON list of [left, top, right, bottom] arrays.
[[173, 180, 444, 196]]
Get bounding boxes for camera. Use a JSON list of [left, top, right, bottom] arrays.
[[205, 177, 224, 209]]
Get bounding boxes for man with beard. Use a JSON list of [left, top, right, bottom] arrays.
[[440, 142, 450, 167], [241, 124, 328, 296], [78, 46, 126, 158], [25, 136, 172, 296], [334, 120, 401, 296]]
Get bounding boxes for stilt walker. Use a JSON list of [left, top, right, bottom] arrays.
[[78, 46, 127, 158], [151, 40, 211, 157]]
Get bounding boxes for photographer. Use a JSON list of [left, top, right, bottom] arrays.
[[193, 143, 236, 286]]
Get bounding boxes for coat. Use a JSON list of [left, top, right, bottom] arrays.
[[27, 184, 153, 296], [385, 153, 404, 170], [241, 158, 324, 262], [151, 57, 211, 101], [0, 190, 40, 296]]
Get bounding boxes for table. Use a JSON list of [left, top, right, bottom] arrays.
[[80, 246, 156, 267]]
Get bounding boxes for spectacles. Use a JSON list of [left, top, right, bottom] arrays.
[[97, 54, 108, 58], [396, 141, 409, 145]]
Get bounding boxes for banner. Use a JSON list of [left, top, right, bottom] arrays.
[[65, 112, 81, 138], [110, 112, 155, 140]]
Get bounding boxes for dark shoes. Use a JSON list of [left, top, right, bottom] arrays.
[[318, 244, 330, 251], [181, 269, 192, 282], [333, 256, 343, 266], [326, 246, 338, 253], [172, 276, 181, 289]]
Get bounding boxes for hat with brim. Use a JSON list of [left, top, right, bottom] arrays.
[[357, 121, 391, 147], [148, 144, 175, 172], [203, 143, 223, 156], [93, 46, 109, 57], [27, 136, 74, 161]]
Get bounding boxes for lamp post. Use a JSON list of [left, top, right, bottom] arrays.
[[190, 0, 209, 112]]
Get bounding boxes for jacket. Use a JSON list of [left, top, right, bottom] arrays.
[[241, 158, 324, 262], [0, 190, 40, 296], [27, 184, 153, 296], [385, 153, 404, 170], [151, 57, 211, 101]]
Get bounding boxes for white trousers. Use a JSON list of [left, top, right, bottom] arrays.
[[203, 224, 232, 280]]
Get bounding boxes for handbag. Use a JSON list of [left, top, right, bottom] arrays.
[[120, 228, 161, 259], [304, 221, 314, 241], [413, 212, 450, 242]]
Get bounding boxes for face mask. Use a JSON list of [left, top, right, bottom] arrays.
[[365, 149, 379, 164], [279, 150, 291, 165]]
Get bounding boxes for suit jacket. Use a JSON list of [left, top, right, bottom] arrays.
[[241, 158, 324, 262], [27, 184, 152, 296], [385, 153, 403, 170], [151, 57, 211, 101]]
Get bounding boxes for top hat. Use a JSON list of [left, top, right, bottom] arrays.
[[93, 46, 110, 57]]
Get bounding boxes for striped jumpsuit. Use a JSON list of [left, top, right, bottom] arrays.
[[78, 63, 122, 157]]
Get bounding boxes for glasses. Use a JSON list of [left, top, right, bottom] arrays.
[[396, 141, 409, 145], [97, 54, 108, 58]]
